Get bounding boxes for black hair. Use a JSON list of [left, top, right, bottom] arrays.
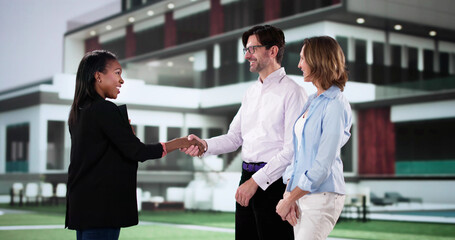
[[242, 25, 285, 64], [68, 50, 117, 126]]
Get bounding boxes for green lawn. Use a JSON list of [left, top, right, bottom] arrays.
[[1, 204, 454, 240]]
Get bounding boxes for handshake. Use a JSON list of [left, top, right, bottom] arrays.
[[165, 135, 206, 157]]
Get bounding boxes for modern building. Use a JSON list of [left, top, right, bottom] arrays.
[[1, 0, 454, 205]]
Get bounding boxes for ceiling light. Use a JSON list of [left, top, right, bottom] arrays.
[[90, 30, 96, 36], [429, 30, 437, 37], [167, 61, 174, 67], [188, 56, 195, 62], [106, 25, 112, 30], [168, 3, 175, 9], [147, 10, 154, 16], [147, 60, 160, 67], [356, 18, 365, 24], [394, 24, 402, 31], [128, 17, 135, 23]]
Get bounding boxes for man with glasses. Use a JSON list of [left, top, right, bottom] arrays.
[[183, 25, 307, 240]]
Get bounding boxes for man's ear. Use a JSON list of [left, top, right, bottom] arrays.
[[269, 45, 279, 58]]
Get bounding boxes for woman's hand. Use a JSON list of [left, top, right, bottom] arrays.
[[180, 134, 207, 157], [165, 137, 205, 157], [276, 198, 293, 221]]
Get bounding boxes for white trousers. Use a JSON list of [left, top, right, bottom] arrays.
[[294, 192, 345, 240]]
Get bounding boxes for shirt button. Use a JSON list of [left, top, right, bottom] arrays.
[[267, 182, 270, 184]]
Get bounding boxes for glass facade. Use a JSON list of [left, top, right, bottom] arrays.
[[395, 118, 455, 175], [47, 121, 65, 170], [6, 123, 29, 172]]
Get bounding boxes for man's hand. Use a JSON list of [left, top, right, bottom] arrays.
[[235, 178, 258, 207], [180, 134, 207, 157]]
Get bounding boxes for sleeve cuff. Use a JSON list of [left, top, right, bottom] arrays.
[[204, 138, 214, 155], [252, 170, 272, 191], [160, 142, 167, 158], [298, 173, 313, 192]]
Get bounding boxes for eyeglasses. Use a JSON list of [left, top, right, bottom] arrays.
[[243, 45, 268, 55]]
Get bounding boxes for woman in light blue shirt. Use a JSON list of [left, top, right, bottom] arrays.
[[276, 36, 352, 240]]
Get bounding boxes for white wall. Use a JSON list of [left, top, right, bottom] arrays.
[[359, 179, 455, 204]]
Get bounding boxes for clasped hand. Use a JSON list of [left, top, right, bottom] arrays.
[[170, 137, 205, 157], [276, 193, 300, 226], [180, 134, 207, 157]]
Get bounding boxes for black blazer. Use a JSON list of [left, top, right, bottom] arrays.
[[65, 95, 163, 230]]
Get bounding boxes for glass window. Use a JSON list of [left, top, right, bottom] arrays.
[[341, 127, 353, 173], [439, 52, 449, 77], [372, 42, 385, 85], [208, 128, 223, 138], [144, 126, 159, 143], [336, 36, 348, 63], [139, 126, 160, 171], [408, 47, 419, 81], [165, 127, 192, 170], [223, 0, 244, 32], [136, 26, 164, 56], [47, 121, 65, 170], [125, 50, 203, 88], [354, 39, 367, 82], [6, 123, 29, 172], [423, 49, 434, 79], [395, 118, 455, 175], [281, 41, 302, 76], [175, 11, 210, 45], [188, 128, 202, 137], [101, 38, 126, 60], [390, 45, 402, 83], [244, 0, 264, 27], [219, 39, 239, 86]]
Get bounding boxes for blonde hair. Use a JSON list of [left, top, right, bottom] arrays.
[[303, 36, 348, 91]]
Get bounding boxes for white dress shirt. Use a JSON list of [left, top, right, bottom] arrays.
[[205, 68, 308, 190]]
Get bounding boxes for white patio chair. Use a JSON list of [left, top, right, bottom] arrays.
[[25, 183, 39, 205], [40, 182, 54, 205]]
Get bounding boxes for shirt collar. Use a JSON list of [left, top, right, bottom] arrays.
[[319, 85, 341, 99], [258, 67, 286, 85]]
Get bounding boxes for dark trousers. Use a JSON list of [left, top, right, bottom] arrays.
[[235, 169, 294, 240], [76, 228, 120, 240]]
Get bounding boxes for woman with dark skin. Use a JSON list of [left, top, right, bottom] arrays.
[[65, 50, 204, 240]]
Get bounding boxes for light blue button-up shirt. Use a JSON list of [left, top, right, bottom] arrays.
[[283, 85, 352, 194]]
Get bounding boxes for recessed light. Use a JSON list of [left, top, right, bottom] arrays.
[[128, 17, 135, 23], [168, 3, 175, 9], [429, 30, 437, 37], [147, 60, 160, 67], [106, 25, 112, 30], [167, 61, 174, 67], [394, 24, 402, 31], [90, 30, 96, 36], [147, 10, 154, 16], [356, 18, 365, 24], [188, 56, 195, 62]]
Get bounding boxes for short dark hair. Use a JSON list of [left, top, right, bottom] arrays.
[[242, 25, 285, 64]]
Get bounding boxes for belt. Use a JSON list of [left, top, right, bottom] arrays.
[[242, 161, 266, 172]]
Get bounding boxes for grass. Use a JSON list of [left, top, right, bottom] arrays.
[[1, 204, 455, 240]]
